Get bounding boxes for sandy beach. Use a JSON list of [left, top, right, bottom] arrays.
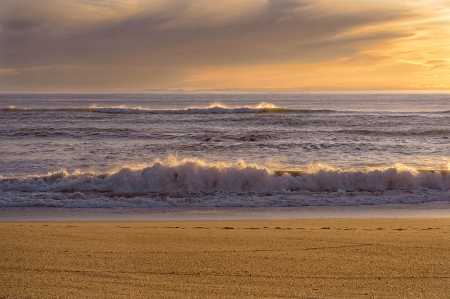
[[1, 218, 450, 298]]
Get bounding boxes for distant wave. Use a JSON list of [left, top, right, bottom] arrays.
[[2, 106, 89, 112], [4, 104, 450, 115], [336, 129, 450, 137], [1, 103, 336, 114]]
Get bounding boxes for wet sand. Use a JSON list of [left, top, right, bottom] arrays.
[[1, 218, 450, 298]]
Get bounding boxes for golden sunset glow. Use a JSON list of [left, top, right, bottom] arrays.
[[1, 0, 449, 91]]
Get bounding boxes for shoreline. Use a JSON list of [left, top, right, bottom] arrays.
[[1, 203, 450, 222], [2, 218, 450, 298]]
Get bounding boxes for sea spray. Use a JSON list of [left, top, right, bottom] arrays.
[[2, 158, 450, 194], [1, 103, 309, 114]]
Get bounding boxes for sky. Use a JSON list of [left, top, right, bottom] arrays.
[[0, 0, 449, 92]]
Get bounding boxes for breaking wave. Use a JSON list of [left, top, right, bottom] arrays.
[[1, 103, 333, 114], [5, 104, 450, 115], [2, 158, 450, 208]]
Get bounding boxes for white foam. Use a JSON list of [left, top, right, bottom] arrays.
[[88, 103, 280, 114], [1, 103, 339, 115], [1, 188, 450, 208], [2, 158, 450, 196], [2, 157, 450, 208]]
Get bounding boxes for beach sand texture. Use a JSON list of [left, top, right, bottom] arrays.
[[1, 218, 450, 298]]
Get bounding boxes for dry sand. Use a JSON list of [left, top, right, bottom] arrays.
[[1, 218, 450, 298]]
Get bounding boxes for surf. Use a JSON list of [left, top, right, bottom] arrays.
[[1, 103, 334, 114], [2, 158, 450, 194]]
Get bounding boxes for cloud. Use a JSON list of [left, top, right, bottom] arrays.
[[0, 68, 19, 75], [0, 0, 446, 90], [0, 0, 412, 66]]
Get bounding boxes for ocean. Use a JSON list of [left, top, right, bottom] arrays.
[[1, 93, 450, 217]]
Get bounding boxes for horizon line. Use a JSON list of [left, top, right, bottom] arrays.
[[1, 90, 450, 95]]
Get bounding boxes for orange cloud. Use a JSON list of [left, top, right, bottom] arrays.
[[0, 0, 449, 91]]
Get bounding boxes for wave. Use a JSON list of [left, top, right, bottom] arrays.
[[2, 158, 450, 207], [1, 106, 90, 112], [1, 103, 335, 115], [2, 158, 450, 193], [336, 129, 450, 137], [4, 103, 450, 115]]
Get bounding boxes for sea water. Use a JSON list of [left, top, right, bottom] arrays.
[[1, 93, 450, 217]]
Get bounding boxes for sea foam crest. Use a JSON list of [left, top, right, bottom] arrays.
[[89, 102, 284, 114], [2, 103, 298, 114], [2, 158, 450, 194]]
